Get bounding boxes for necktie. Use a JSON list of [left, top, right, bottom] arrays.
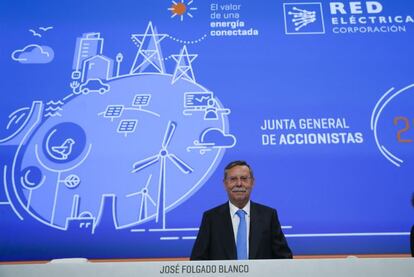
[[236, 209, 247, 260]]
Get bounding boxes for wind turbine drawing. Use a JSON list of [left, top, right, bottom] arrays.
[[131, 121, 193, 229], [126, 175, 156, 221]]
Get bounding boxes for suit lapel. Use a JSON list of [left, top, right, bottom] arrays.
[[218, 203, 237, 259], [249, 202, 261, 259]]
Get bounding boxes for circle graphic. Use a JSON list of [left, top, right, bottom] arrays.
[[42, 122, 87, 163], [12, 73, 232, 231], [371, 84, 414, 167]]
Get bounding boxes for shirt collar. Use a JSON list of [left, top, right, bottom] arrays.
[[229, 200, 250, 217]]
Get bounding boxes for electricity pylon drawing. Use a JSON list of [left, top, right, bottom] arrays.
[[171, 45, 198, 84], [131, 121, 193, 229], [130, 21, 167, 74]]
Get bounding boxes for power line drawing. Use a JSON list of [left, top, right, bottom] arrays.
[[131, 121, 193, 229]]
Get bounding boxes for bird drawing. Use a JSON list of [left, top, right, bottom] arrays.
[[29, 29, 42, 37], [39, 26, 53, 32], [51, 138, 75, 160]]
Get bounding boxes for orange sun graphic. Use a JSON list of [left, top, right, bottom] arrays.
[[169, 0, 197, 21]]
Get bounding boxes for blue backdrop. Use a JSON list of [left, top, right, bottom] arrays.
[[1, 0, 413, 261]]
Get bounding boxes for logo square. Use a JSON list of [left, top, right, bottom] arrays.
[[283, 2, 325, 35]]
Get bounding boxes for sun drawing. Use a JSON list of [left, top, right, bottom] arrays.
[[169, 0, 197, 21]]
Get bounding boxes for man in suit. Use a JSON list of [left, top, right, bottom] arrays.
[[190, 160, 292, 260]]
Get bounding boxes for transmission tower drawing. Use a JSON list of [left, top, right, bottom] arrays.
[[130, 21, 167, 74], [131, 121, 193, 229], [171, 45, 198, 84]]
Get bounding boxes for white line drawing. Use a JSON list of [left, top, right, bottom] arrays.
[[72, 33, 104, 80], [20, 167, 46, 208], [46, 100, 64, 105], [101, 105, 124, 121], [160, 236, 179, 240], [98, 99, 161, 123], [204, 98, 219, 120], [371, 84, 414, 167], [71, 194, 79, 215], [39, 26, 53, 32], [288, 7, 316, 31], [5, 107, 30, 131], [29, 29, 41, 37], [34, 143, 92, 226], [93, 194, 121, 231], [381, 145, 403, 164], [130, 229, 146, 232], [45, 106, 63, 112], [149, 227, 199, 232], [81, 56, 114, 83], [50, 138, 75, 160], [124, 94, 160, 118], [11, 44, 54, 64], [131, 121, 193, 229], [6, 102, 44, 221], [3, 165, 24, 220], [168, 0, 198, 22], [44, 100, 64, 118], [4, 22, 229, 236], [130, 21, 167, 74], [0, 102, 42, 145], [28, 26, 54, 37], [78, 78, 110, 95], [44, 129, 75, 161], [285, 232, 410, 238], [115, 53, 123, 77], [166, 34, 207, 45], [44, 112, 62, 118], [182, 92, 230, 120], [187, 128, 237, 154], [283, 3, 325, 35], [183, 91, 213, 115], [117, 120, 138, 137], [132, 94, 151, 107], [59, 174, 81, 189], [171, 45, 197, 84], [62, 93, 75, 102], [126, 175, 156, 221], [66, 195, 96, 234], [69, 32, 114, 84], [97, 96, 161, 137]]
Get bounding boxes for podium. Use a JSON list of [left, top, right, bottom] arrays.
[[0, 258, 413, 277]]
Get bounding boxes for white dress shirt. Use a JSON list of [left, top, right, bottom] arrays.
[[229, 201, 250, 256]]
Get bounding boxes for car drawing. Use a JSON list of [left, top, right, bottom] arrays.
[[79, 79, 110, 95]]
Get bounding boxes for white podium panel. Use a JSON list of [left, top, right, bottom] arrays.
[[0, 258, 413, 277]]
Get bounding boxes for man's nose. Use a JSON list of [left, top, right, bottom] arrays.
[[234, 179, 243, 186]]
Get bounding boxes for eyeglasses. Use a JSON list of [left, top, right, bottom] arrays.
[[225, 176, 253, 183]]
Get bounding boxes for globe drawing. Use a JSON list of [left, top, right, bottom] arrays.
[[4, 22, 235, 232]]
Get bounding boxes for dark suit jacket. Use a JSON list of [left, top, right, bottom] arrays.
[[190, 201, 292, 260]]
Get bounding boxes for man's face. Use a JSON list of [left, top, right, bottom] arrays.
[[224, 165, 254, 208]]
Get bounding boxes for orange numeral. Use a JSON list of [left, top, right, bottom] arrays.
[[393, 116, 413, 143]]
